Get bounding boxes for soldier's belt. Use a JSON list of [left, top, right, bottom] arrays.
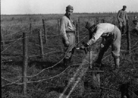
[[66, 31, 75, 33]]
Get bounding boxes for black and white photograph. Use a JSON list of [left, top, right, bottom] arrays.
[[1, 0, 138, 98]]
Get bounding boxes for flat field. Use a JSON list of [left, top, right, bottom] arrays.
[[1, 13, 138, 98]]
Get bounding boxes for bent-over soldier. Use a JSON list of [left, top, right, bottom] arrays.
[[83, 22, 121, 70]]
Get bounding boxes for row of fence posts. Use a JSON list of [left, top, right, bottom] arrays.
[[1, 17, 132, 97], [0, 18, 80, 96], [21, 18, 80, 96]]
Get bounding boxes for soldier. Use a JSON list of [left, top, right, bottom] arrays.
[[60, 5, 76, 67], [132, 16, 138, 34], [81, 21, 121, 70], [117, 5, 128, 34]]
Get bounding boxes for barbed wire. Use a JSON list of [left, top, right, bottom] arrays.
[[1, 35, 87, 87], [1, 49, 89, 88], [132, 40, 138, 49], [21, 36, 87, 78], [1, 35, 30, 54], [2, 66, 70, 87], [2, 32, 21, 38], [1, 51, 82, 82], [132, 46, 138, 51], [1, 32, 137, 90], [1, 38, 21, 43], [1, 77, 14, 83], [27, 66, 71, 83], [2, 28, 29, 38], [2, 35, 136, 82], [1, 77, 22, 88], [27, 56, 64, 78], [28, 50, 61, 58]]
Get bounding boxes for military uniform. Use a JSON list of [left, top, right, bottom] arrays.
[[133, 19, 138, 31], [60, 5, 76, 66], [86, 23, 121, 69], [117, 6, 128, 34]]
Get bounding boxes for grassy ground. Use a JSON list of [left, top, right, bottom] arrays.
[[1, 13, 138, 98]]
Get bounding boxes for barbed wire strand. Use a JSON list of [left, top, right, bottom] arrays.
[[2, 66, 70, 87], [28, 50, 61, 58], [2, 51, 89, 87], [27, 57, 65, 78], [1, 78, 22, 88], [2, 35, 137, 88], [132, 46, 138, 51], [1, 35, 87, 87], [1, 77, 14, 83], [1, 51, 81, 82], [2, 31, 22, 38], [132, 40, 138, 49], [2, 27, 30, 37], [1, 37, 138, 90], [23, 36, 87, 78], [1, 38, 22, 43], [1, 36, 30, 53]]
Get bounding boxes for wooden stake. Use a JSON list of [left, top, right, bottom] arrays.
[[1, 31, 5, 51], [22, 32, 28, 96], [126, 24, 131, 56], [42, 19, 47, 44], [77, 18, 80, 43], [38, 29, 44, 59]]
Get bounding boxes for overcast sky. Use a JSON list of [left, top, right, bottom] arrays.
[[1, 0, 138, 14]]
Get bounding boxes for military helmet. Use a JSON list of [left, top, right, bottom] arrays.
[[123, 5, 127, 8], [66, 5, 73, 11], [85, 21, 95, 30]]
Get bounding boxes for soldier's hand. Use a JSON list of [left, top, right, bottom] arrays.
[[65, 40, 70, 46], [100, 43, 104, 48], [76, 42, 88, 50]]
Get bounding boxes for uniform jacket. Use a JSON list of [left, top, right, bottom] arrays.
[[60, 15, 76, 41], [117, 9, 128, 25], [87, 23, 121, 45]]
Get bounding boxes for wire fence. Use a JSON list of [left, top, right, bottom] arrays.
[[1, 27, 88, 88], [1, 16, 138, 97]]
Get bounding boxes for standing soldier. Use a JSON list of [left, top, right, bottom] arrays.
[[81, 22, 121, 70], [117, 5, 128, 34], [133, 16, 138, 34], [60, 5, 76, 67]]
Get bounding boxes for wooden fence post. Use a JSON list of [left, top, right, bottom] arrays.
[[30, 22, 32, 34], [38, 29, 44, 59], [75, 22, 78, 47], [1, 32, 5, 51], [126, 25, 131, 56], [77, 18, 80, 43], [42, 19, 47, 44], [22, 32, 28, 96]]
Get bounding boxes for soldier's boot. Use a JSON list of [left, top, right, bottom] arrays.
[[122, 27, 125, 34], [113, 57, 120, 73]]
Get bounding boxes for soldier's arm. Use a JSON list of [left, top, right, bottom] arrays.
[[117, 11, 123, 22], [60, 17, 68, 41], [87, 29, 104, 45], [125, 12, 128, 21]]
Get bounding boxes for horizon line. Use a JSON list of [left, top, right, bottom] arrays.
[[1, 11, 138, 15]]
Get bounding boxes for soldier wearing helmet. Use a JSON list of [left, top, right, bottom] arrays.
[[60, 5, 76, 67], [117, 5, 128, 34], [82, 21, 121, 70]]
